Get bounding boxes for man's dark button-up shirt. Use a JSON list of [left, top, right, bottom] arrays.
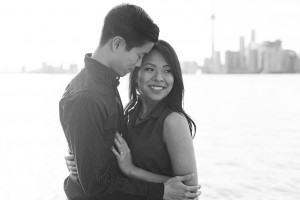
[[59, 54, 164, 200]]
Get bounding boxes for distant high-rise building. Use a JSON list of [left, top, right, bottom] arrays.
[[251, 29, 255, 43], [213, 51, 222, 70], [295, 53, 300, 73], [248, 49, 259, 72], [239, 36, 245, 69], [202, 51, 224, 73], [261, 40, 282, 73], [281, 50, 297, 73], [247, 29, 260, 73], [225, 51, 240, 73]]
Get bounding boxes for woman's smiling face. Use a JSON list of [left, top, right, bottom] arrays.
[[137, 49, 174, 103]]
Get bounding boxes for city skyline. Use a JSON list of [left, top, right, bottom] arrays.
[[201, 29, 300, 74], [17, 29, 300, 75], [1, 0, 300, 72]]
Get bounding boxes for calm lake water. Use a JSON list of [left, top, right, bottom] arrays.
[[0, 74, 299, 200]]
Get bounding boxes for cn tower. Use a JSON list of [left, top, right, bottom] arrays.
[[211, 14, 215, 57], [211, 0, 215, 59]]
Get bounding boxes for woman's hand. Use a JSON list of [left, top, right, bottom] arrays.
[[65, 154, 78, 175], [111, 132, 136, 177]]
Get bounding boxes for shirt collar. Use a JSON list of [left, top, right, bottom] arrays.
[[84, 53, 120, 88]]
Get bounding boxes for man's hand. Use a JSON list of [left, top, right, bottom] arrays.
[[65, 154, 78, 175], [163, 174, 201, 200]]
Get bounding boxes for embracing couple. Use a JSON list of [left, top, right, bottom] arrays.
[[60, 3, 201, 200]]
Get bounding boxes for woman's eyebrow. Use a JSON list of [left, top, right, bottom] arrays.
[[143, 63, 156, 67], [143, 63, 171, 68]]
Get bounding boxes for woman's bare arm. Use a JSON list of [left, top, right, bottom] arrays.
[[163, 112, 198, 186]]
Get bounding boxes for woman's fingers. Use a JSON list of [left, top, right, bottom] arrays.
[[114, 135, 124, 154], [114, 132, 127, 155], [111, 146, 120, 157], [122, 137, 130, 152], [116, 132, 129, 152], [115, 132, 125, 143]]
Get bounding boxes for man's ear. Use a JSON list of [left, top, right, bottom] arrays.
[[111, 36, 126, 52]]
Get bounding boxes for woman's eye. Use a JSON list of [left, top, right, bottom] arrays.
[[165, 69, 172, 74], [144, 67, 154, 71]]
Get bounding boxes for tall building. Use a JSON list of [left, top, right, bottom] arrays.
[[251, 29, 255, 44], [246, 30, 261, 73], [295, 53, 300, 73], [212, 51, 222, 72], [211, 14, 215, 57], [261, 40, 282, 73], [239, 36, 246, 69], [281, 50, 298, 73], [225, 51, 240, 73]]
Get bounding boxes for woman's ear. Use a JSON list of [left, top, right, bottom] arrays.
[[111, 36, 126, 52]]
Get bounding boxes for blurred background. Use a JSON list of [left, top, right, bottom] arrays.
[[0, 0, 300, 199]]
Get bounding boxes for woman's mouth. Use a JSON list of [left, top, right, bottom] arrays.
[[149, 85, 165, 91]]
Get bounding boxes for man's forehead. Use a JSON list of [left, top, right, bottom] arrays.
[[135, 42, 154, 52]]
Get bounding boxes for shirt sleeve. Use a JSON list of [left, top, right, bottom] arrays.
[[62, 92, 164, 199]]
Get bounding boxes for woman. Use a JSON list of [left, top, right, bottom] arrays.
[[67, 40, 198, 186]]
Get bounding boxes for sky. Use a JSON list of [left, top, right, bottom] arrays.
[[1, 0, 300, 72]]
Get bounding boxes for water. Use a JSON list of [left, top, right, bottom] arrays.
[[0, 74, 299, 200]]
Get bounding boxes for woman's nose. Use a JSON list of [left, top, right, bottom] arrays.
[[153, 71, 164, 82]]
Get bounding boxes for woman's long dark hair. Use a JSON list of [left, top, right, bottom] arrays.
[[124, 40, 196, 138]]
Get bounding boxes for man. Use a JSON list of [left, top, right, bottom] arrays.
[[60, 4, 201, 200]]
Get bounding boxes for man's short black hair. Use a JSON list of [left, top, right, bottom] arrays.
[[100, 4, 159, 50]]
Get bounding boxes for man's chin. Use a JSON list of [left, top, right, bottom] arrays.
[[123, 69, 134, 76], [117, 71, 127, 77]]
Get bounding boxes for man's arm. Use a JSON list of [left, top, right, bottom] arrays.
[[61, 92, 164, 199]]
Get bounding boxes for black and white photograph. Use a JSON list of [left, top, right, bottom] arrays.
[[1, 0, 299, 199]]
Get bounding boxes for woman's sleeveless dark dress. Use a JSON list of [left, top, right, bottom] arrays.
[[126, 100, 174, 177]]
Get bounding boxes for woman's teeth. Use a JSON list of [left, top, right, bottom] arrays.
[[149, 85, 164, 90]]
